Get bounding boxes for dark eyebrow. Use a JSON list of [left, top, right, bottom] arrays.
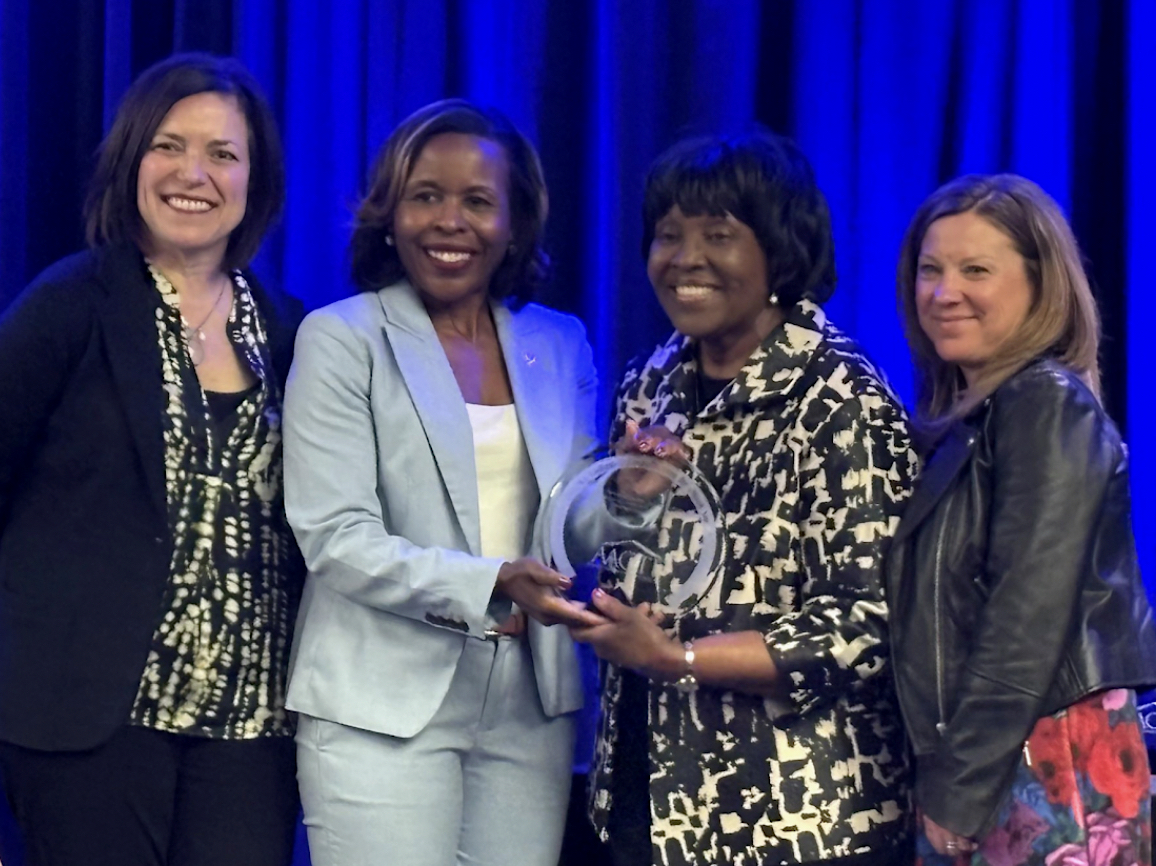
[[403, 179, 499, 197], [150, 133, 238, 149]]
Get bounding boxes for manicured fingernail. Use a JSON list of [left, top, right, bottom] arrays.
[[592, 588, 604, 599], [654, 444, 667, 457]]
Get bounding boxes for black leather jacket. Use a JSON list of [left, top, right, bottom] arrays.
[[887, 359, 1156, 839]]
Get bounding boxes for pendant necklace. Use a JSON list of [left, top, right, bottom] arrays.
[[181, 278, 228, 366]]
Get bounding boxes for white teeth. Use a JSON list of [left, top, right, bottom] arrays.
[[428, 250, 471, 263], [166, 196, 212, 212], [674, 285, 715, 299]]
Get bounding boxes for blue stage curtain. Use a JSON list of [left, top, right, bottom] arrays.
[[226, 0, 768, 424], [794, 0, 1076, 402], [2, 0, 1140, 409], [1127, 0, 1155, 587], [0, 0, 1135, 414], [0, 3, 1151, 861]]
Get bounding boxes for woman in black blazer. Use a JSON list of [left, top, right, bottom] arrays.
[[0, 54, 303, 866]]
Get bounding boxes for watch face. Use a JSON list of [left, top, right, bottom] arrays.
[[674, 673, 699, 694], [537, 451, 727, 614]]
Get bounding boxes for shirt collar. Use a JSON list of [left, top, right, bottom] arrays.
[[650, 298, 828, 422]]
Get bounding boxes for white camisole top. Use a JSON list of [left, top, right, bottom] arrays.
[[465, 403, 539, 561]]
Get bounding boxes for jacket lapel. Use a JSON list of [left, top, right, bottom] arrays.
[[720, 298, 826, 412], [632, 334, 697, 436], [95, 246, 168, 518], [492, 303, 561, 502], [377, 283, 483, 555], [894, 423, 980, 543], [640, 300, 829, 440]]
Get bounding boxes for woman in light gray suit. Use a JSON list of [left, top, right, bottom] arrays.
[[282, 100, 607, 866]]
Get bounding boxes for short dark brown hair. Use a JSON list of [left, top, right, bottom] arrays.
[[642, 129, 836, 308], [84, 52, 284, 270], [350, 99, 549, 306]]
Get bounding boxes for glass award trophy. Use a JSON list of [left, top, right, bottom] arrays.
[[537, 451, 727, 614]]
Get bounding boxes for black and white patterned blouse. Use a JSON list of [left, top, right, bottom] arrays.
[[128, 264, 299, 740], [590, 299, 918, 864]]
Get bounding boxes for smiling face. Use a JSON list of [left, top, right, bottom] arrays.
[[136, 91, 250, 267], [647, 206, 781, 356], [392, 132, 513, 309], [915, 210, 1036, 384]]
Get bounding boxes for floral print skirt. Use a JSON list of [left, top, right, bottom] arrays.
[[916, 689, 1151, 866]]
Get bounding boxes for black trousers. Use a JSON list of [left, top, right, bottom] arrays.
[[0, 725, 298, 866]]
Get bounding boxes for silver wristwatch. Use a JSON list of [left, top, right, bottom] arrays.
[[673, 641, 697, 693]]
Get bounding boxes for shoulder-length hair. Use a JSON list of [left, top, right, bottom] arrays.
[[641, 129, 836, 308], [897, 173, 1101, 425], [84, 52, 285, 270], [350, 99, 549, 306]]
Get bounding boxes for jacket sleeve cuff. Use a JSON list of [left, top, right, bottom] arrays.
[[915, 751, 1018, 840]]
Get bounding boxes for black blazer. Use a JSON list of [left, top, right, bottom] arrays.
[[0, 244, 304, 751]]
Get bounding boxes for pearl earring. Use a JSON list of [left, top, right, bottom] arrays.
[[385, 234, 395, 247], [768, 292, 780, 306]]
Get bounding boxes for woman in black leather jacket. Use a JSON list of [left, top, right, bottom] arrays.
[[888, 173, 1156, 866]]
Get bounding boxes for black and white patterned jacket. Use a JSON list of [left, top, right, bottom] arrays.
[[589, 299, 918, 865]]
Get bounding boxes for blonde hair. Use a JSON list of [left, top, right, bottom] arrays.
[[896, 174, 1101, 425]]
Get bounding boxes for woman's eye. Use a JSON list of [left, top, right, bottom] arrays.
[[465, 195, 493, 208], [214, 150, 238, 162], [151, 141, 179, 152], [706, 232, 731, 243], [916, 262, 940, 277], [962, 264, 989, 276], [411, 190, 438, 203]]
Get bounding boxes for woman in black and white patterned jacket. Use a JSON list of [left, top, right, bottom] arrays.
[[571, 130, 918, 866]]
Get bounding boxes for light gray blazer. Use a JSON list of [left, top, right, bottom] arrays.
[[282, 280, 597, 738]]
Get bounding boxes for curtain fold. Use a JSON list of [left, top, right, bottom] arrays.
[[1127, 0, 1154, 588]]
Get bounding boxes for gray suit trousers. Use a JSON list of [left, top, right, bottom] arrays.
[[297, 635, 575, 866]]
